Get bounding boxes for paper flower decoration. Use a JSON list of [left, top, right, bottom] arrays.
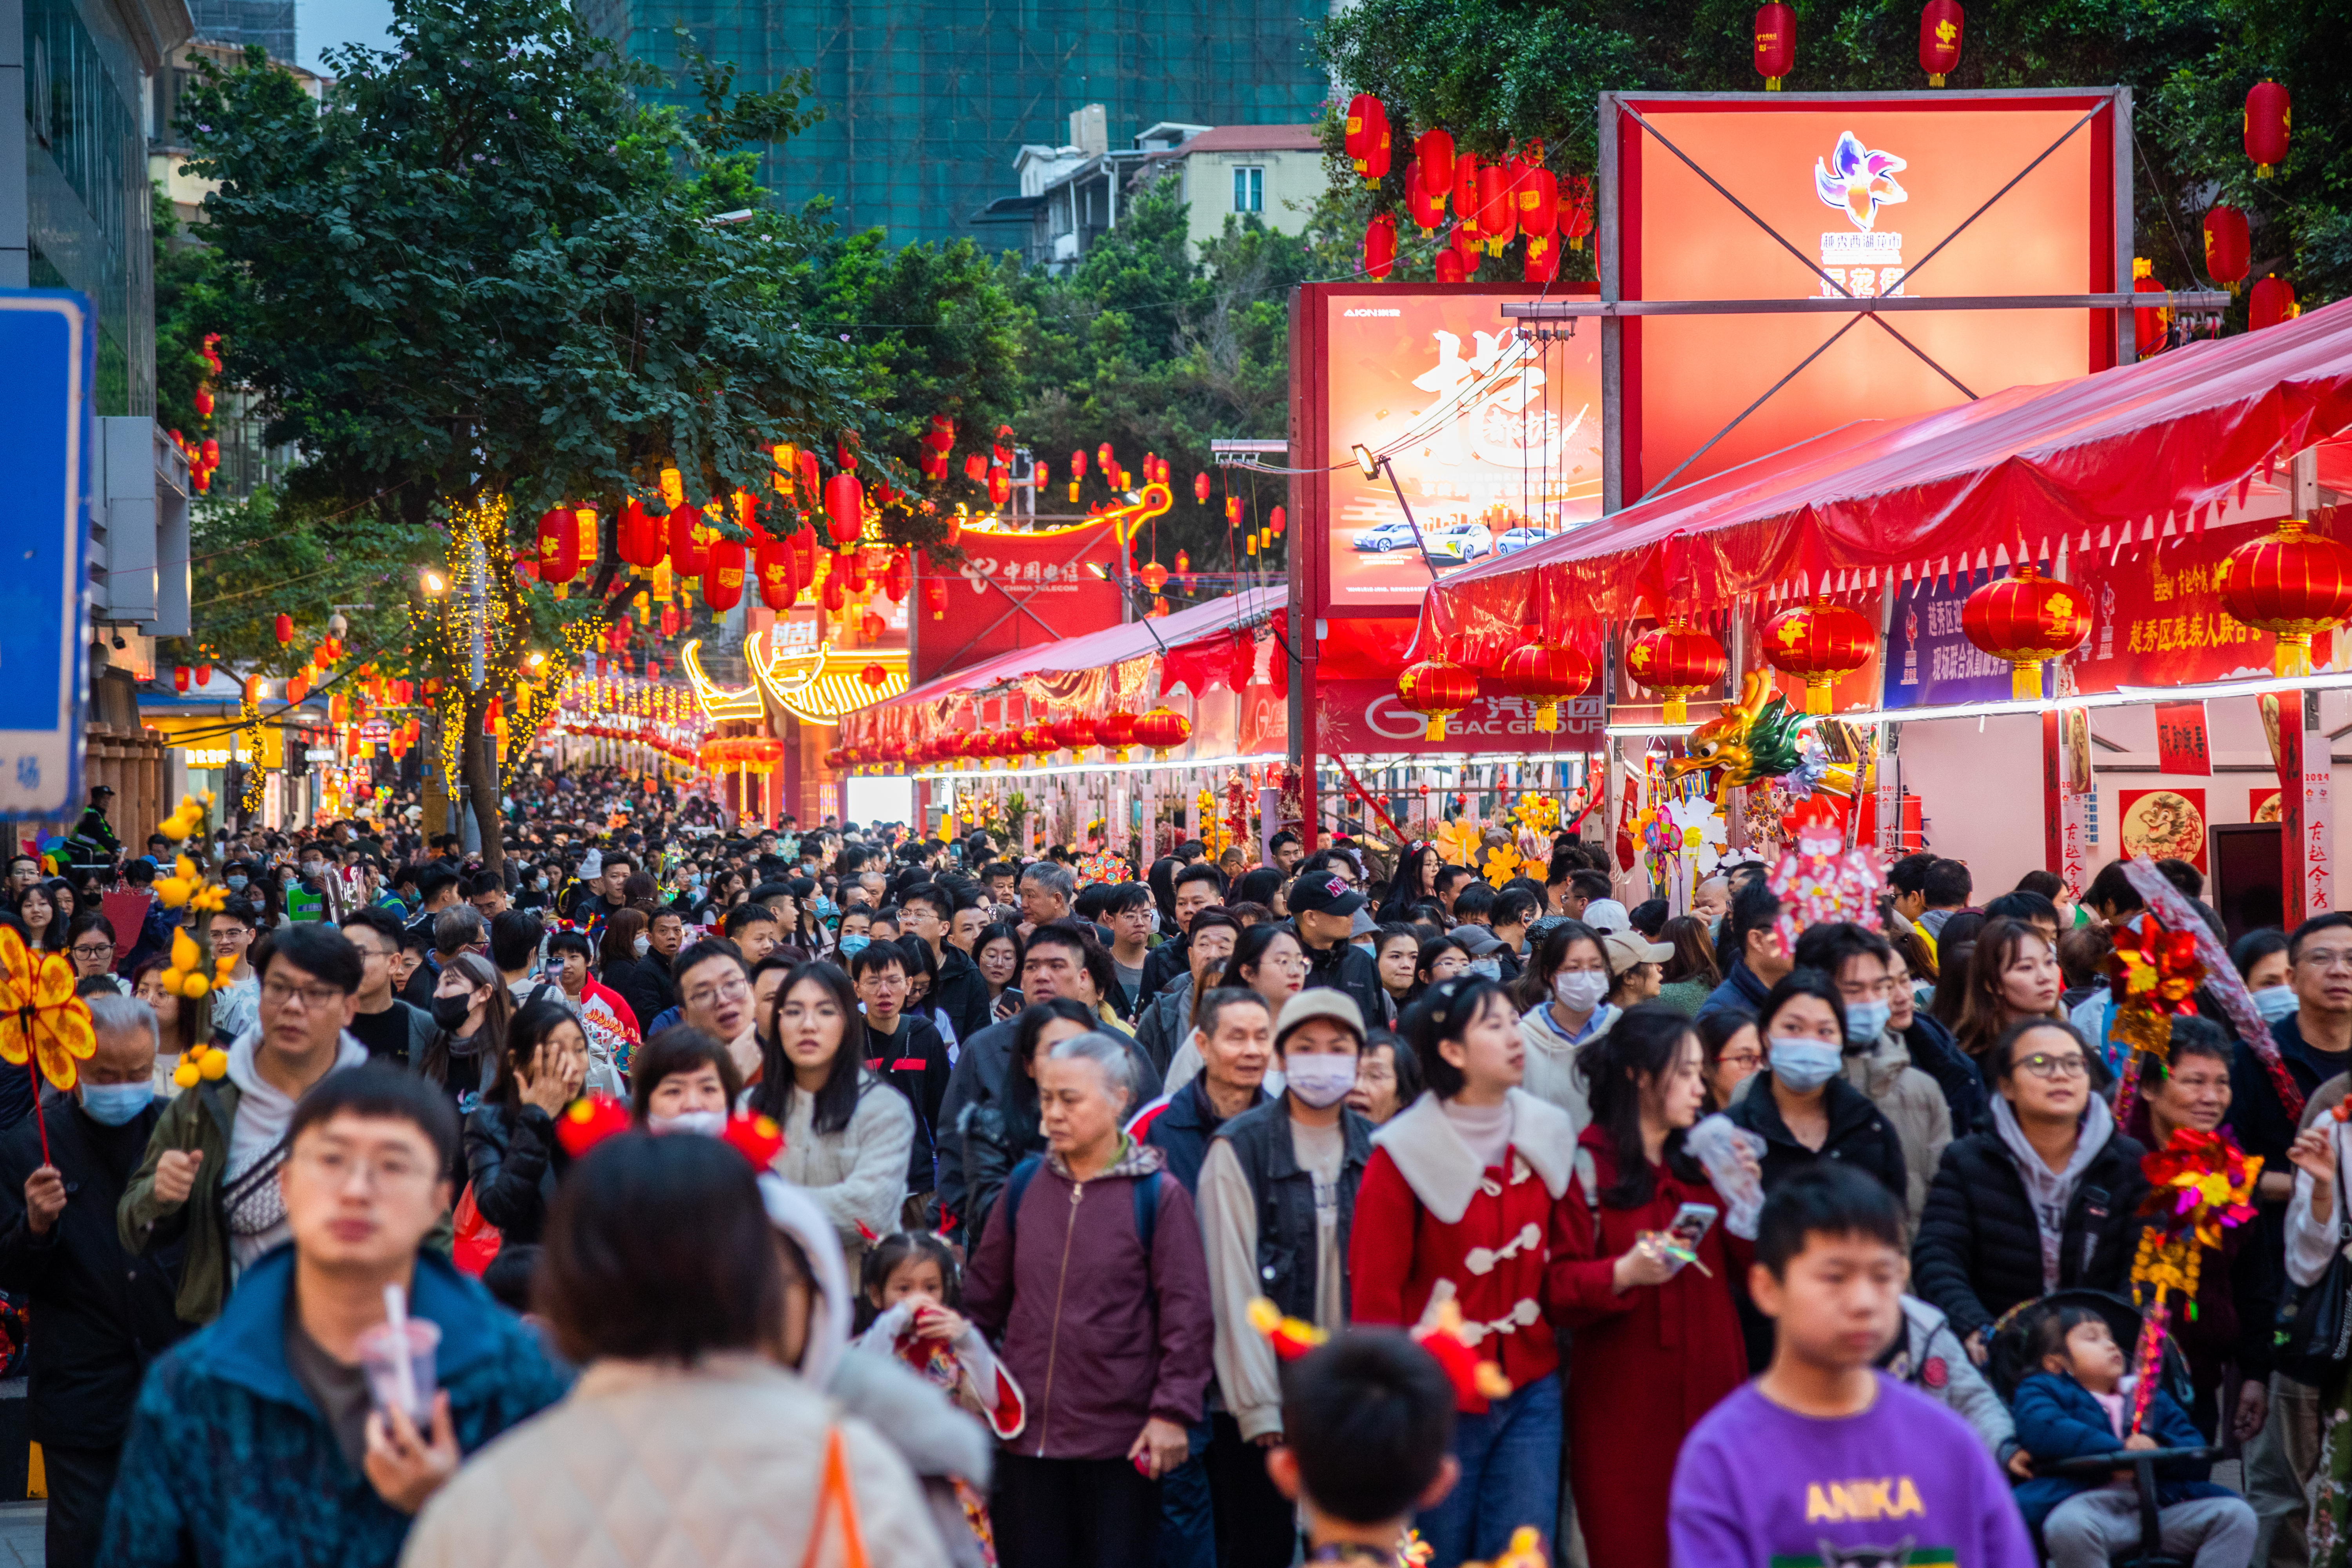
[[0, 927, 94, 1092], [1663, 795, 1730, 874], [1433, 817, 1486, 868], [1076, 851, 1131, 887], [1765, 799, 1884, 952], [2106, 912, 2205, 1124], [720, 1111, 785, 1168], [1511, 794, 1561, 837], [1246, 1297, 1328, 1361], [2125, 1127, 2261, 1433], [555, 1094, 633, 1157], [1482, 845, 1539, 889]]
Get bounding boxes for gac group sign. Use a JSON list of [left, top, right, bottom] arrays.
[[1294, 283, 1604, 615], [1315, 678, 1603, 755], [1610, 90, 2123, 501]]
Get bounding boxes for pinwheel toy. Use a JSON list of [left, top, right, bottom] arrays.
[[2126, 1128, 2260, 1433], [0, 927, 98, 1163], [2106, 912, 2204, 1125]]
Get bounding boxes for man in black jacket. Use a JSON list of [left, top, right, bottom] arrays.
[[854, 942, 951, 1222], [0, 993, 187, 1568], [900, 882, 990, 1045], [622, 907, 684, 1030], [1136, 864, 1227, 1009], [1287, 873, 1385, 1028]]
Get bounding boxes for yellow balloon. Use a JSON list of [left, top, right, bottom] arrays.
[[171, 928, 200, 970]]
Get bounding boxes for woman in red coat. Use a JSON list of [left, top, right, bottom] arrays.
[[1548, 1002, 1754, 1568]]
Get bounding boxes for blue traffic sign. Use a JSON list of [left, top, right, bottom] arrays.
[[0, 290, 94, 819]]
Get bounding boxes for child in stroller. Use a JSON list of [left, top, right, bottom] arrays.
[[1992, 1292, 2254, 1568]]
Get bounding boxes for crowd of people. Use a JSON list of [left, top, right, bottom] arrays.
[[0, 771, 2342, 1568]]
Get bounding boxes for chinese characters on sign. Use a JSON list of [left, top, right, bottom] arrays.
[[2154, 702, 2211, 777]]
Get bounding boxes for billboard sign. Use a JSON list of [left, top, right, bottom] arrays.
[[1314, 676, 1603, 755], [910, 518, 1127, 685], [0, 291, 94, 820], [1296, 283, 1604, 616], [1612, 91, 2121, 502]]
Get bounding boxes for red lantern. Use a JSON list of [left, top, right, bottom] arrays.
[[619, 499, 664, 568], [1435, 249, 1468, 284], [703, 538, 745, 611], [243, 675, 267, 704], [1450, 151, 1481, 248], [2251, 276, 2298, 332], [1269, 506, 1285, 539], [2245, 80, 2290, 177], [1753, 2, 1795, 87], [1070, 448, 1087, 481], [1960, 563, 2090, 699], [1626, 619, 1729, 724], [1405, 160, 1446, 233], [1918, 0, 1962, 85], [1416, 128, 1454, 204], [273, 613, 293, 644], [1175, 550, 1191, 579], [797, 449, 820, 498], [2133, 259, 2171, 356], [172, 665, 190, 693], [987, 464, 1011, 506], [532, 506, 579, 585], [1396, 659, 1477, 741], [821, 572, 846, 614], [1362, 213, 1397, 281], [2218, 520, 2352, 676], [1051, 713, 1097, 754], [2203, 205, 2249, 285], [659, 603, 679, 637], [824, 474, 865, 550], [1760, 598, 1875, 715], [860, 662, 888, 690], [1561, 175, 1594, 251], [962, 452, 987, 485], [1518, 166, 1558, 237], [1476, 163, 1516, 255], [1193, 472, 1212, 505], [285, 674, 309, 704], [1098, 710, 1140, 758], [668, 506, 709, 575], [1499, 644, 1593, 732], [754, 536, 796, 610], [1344, 94, 1391, 184], [921, 579, 949, 620], [1134, 707, 1192, 759], [882, 552, 909, 603], [1524, 234, 1558, 283], [195, 663, 212, 688]]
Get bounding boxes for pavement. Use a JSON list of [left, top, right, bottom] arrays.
[[0, 1502, 39, 1566]]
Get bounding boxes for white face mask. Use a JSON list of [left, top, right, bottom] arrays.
[[647, 1109, 726, 1136], [633, 935, 652, 958], [1553, 970, 1610, 1013], [1283, 1053, 1358, 1109]]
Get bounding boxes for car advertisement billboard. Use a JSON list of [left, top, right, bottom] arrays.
[[1615, 91, 2120, 501], [1302, 283, 1604, 613]]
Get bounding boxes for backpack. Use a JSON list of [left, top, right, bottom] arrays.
[[999, 1154, 1161, 1259]]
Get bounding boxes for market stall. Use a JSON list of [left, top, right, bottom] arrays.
[[1399, 297, 2352, 927]]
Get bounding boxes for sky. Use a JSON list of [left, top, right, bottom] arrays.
[[297, 0, 394, 76]]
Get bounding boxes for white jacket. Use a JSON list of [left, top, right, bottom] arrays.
[[773, 1075, 916, 1263], [399, 1354, 947, 1567], [2285, 1112, 2352, 1290]]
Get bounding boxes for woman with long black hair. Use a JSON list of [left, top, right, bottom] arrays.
[[420, 952, 514, 1145], [1377, 842, 1443, 924], [462, 997, 588, 1245], [751, 960, 915, 1275]]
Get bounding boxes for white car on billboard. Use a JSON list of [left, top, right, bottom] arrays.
[[1349, 520, 1419, 552], [1421, 522, 1492, 562]]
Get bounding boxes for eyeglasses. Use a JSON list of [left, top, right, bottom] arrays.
[[2018, 1052, 2089, 1081], [1718, 1050, 1764, 1071], [262, 979, 348, 1011], [71, 943, 114, 959], [2301, 948, 2352, 973], [292, 1145, 434, 1189], [684, 976, 750, 1010]]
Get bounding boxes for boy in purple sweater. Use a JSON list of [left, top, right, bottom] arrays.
[[1670, 1164, 2038, 1568]]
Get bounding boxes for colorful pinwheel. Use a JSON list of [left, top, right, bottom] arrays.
[[2126, 1127, 2261, 1433], [0, 927, 98, 1163]]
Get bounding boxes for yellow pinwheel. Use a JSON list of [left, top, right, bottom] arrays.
[[0, 926, 96, 1092], [1433, 817, 1485, 867], [1483, 844, 1539, 889]]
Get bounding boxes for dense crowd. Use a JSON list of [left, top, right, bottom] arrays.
[[3, 769, 2344, 1568]]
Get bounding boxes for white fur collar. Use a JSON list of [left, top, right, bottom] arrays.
[[1370, 1090, 1576, 1223]]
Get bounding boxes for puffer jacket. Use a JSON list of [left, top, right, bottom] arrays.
[[1841, 1031, 1952, 1227], [963, 1139, 1213, 1460], [399, 1354, 946, 1568], [769, 1076, 916, 1272], [462, 1102, 570, 1247], [1518, 1000, 1605, 1134], [1724, 1071, 1909, 1209], [1909, 1117, 2149, 1340], [1883, 1294, 2014, 1459]]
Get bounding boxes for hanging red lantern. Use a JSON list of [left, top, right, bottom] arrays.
[[273, 613, 294, 644], [2217, 520, 2352, 676], [1192, 472, 1212, 505], [1416, 129, 1454, 204], [1918, 0, 1962, 85], [1524, 234, 1559, 283], [1069, 448, 1087, 483], [1626, 619, 1729, 724], [2250, 276, 2298, 331], [1476, 163, 1517, 256], [535, 506, 580, 584], [1098, 710, 1140, 759], [883, 552, 909, 603], [1134, 707, 1192, 759], [1051, 713, 1097, 754], [285, 674, 309, 704], [824, 473, 865, 550], [2245, 80, 2290, 177], [1561, 175, 1594, 251], [1174, 550, 1191, 579], [703, 538, 746, 611], [860, 662, 889, 690], [1096, 443, 1114, 479], [1140, 561, 1170, 594], [796, 449, 821, 498], [1518, 166, 1558, 238], [1760, 598, 1875, 715], [1960, 563, 2090, 699], [667, 506, 709, 575], [1405, 161, 1446, 233], [243, 675, 268, 704], [1269, 506, 1285, 539], [195, 663, 213, 688], [987, 464, 1011, 506], [1754, 2, 1794, 88], [1396, 659, 1477, 741], [754, 537, 796, 610], [821, 572, 846, 614], [1435, 249, 1468, 285], [172, 665, 190, 693], [1498, 644, 1593, 732], [962, 453, 987, 485], [2133, 258, 2171, 357], [1450, 150, 1482, 248], [921, 579, 949, 620], [1363, 212, 1397, 281], [659, 603, 679, 638], [619, 499, 664, 568], [1344, 94, 1391, 184], [2203, 205, 2249, 285]]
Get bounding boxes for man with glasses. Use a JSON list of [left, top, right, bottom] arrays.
[[204, 902, 262, 1043], [674, 940, 760, 1084], [118, 923, 372, 1326], [102, 1065, 566, 1567], [336, 909, 436, 1069], [1790, 922, 1951, 1227]]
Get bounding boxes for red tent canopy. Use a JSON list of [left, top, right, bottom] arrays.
[[1419, 297, 2352, 659]]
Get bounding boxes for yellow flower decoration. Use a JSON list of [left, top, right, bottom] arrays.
[[1483, 845, 1539, 889], [0, 927, 97, 1092], [1434, 818, 1485, 867]]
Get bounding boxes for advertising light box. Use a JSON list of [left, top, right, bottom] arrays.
[[1613, 90, 2122, 502]]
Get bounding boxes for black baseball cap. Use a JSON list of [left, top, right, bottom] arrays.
[[1289, 871, 1367, 919]]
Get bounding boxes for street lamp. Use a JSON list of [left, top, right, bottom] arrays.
[[420, 570, 448, 597]]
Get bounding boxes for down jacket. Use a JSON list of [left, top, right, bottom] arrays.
[[1909, 1120, 2149, 1341], [399, 1354, 946, 1568], [1840, 1031, 1953, 1228]]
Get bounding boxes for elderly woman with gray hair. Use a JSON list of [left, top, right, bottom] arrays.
[[963, 1031, 1214, 1566]]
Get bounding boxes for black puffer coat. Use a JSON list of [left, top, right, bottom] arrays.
[[1909, 1122, 2149, 1340], [1725, 1073, 1910, 1207]]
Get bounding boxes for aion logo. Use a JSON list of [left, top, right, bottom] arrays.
[[1815, 131, 1909, 231]]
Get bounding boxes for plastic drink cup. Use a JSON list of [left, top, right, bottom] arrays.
[[354, 1317, 441, 1424]]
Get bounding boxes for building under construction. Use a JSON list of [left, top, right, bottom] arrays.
[[572, 0, 1335, 247]]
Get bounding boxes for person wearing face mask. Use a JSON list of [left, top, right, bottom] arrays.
[[1789, 924, 1951, 1229], [1193, 991, 1374, 1568], [1722, 969, 1909, 1217], [0, 993, 187, 1568], [628, 1027, 744, 1135], [1512, 920, 1614, 1134], [418, 953, 514, 1165]]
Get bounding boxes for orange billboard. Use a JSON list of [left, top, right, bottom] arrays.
[[1616, 91, 2121, 501], [1304, 284, 1604, 611]]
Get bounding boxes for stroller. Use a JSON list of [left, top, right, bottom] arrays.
[[1985, 1289, 2222, 1568]]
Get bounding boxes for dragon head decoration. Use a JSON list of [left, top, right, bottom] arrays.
[[1662, 671, 1839, 803]]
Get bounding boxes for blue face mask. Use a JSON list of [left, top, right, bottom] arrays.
[[838, 933, 870, 957], [1768, 1037, 1842, 1094], [1844, 998, 1892, 1044], [81, 1081, 153, 1126], [225, 875, 249, 891], [2254, 984, 2300, 1024]]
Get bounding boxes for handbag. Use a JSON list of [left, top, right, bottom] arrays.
[[2274, 1143, 2352, 1383], [798, 1426, 871, 1568], [451, 1181, 503, 1277]]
